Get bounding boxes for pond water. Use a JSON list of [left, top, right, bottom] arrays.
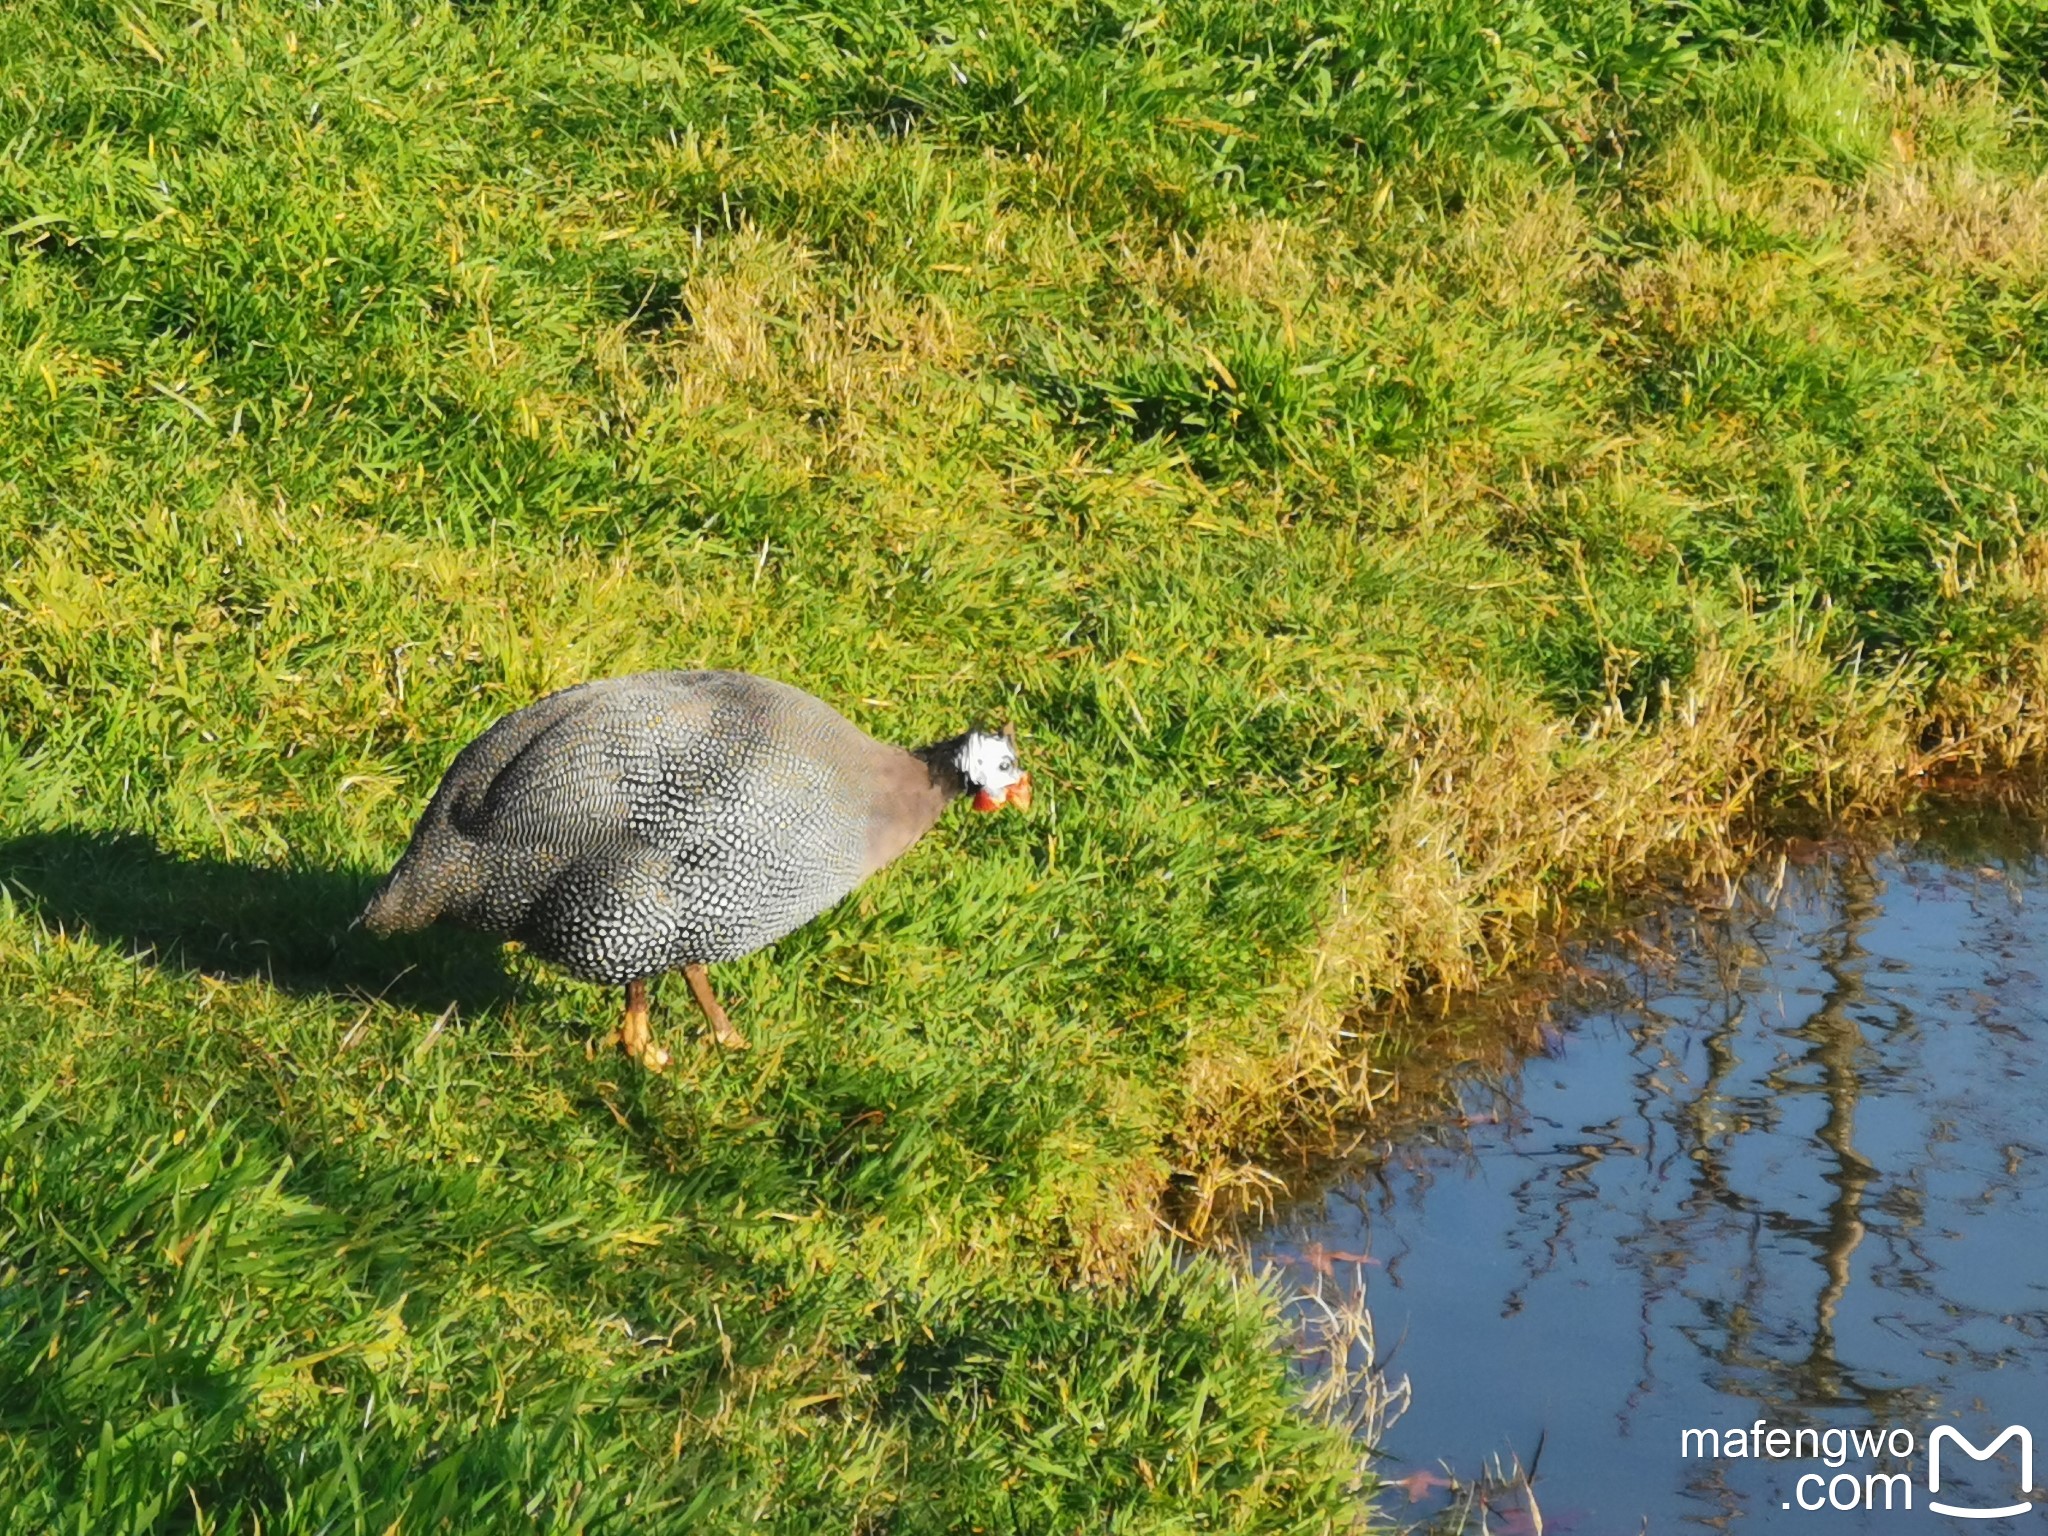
[[1257, 829, 2048, 1531]]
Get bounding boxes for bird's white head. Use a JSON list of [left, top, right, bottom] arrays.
[[958, 727, 1032, 813]]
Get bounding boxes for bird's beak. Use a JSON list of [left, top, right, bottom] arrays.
[[972, 773, 1033, 813]]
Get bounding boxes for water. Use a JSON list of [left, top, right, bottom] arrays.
[[1258, 833, 2048, 1531]]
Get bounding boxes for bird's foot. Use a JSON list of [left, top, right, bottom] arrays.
[[683, 963, 748, 1050], [614, 978, 669, 1072], [710, 1016, 750, 1051], [617, 1008, 665, 1072], [614, 1029, 670, 1073]]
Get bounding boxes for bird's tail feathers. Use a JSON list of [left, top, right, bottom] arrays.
[[359, 862, 443, 936]]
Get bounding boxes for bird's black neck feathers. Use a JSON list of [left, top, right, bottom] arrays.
[[912, 733, 977, 800]]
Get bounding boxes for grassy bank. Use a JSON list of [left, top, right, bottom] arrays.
[[4, 2, 2046, 1529]]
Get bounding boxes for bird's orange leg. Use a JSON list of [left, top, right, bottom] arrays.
[[684, 963, 749, 1050], [619, 977, 671, 1072]]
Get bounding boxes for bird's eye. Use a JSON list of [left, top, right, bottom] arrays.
[[1001, 757, 1016, 773]]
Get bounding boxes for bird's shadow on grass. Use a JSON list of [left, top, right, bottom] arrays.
[[0, 829, 519, 1014]]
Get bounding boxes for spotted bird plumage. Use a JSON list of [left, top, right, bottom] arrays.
[[362, 670, 1031, 1068]]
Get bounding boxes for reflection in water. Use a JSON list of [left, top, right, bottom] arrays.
[[1259, 837, 2048, 1531]]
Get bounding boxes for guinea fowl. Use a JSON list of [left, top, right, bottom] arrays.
[[361, 670, 1031, 1069]]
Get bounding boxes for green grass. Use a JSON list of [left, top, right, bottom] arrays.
[[4, 2, 2047, 1530]]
